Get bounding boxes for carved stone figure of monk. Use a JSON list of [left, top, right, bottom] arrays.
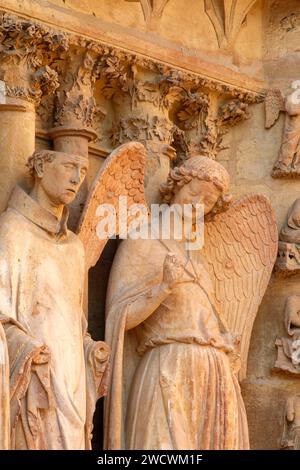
[[0, 150, 110, 450], [104, 155, 277, 450]]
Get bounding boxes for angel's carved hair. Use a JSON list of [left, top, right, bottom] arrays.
[[160, 155, 232, 216], [26, 150, 58, 177]]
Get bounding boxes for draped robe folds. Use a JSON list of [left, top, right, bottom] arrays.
[[104, 237, 249, 450], [0, 322, 9, 449], [0, 186, 109, 450]]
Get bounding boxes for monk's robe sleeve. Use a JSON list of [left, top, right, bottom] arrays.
[[123, 281, 171, 331], [0, 222, 51, 449], [82, 313, 110, 448]]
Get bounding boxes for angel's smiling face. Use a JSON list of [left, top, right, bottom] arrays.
[[172, 178, 221, 216]]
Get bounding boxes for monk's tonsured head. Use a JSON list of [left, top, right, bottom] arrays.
[[27, 150, 89, 205]]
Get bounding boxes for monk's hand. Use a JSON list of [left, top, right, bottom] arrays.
[[32, 345, 51, 365], [92, 341, 110, 375], [163, 252, 185, 289]]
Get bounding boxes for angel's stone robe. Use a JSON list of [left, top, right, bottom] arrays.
[[104, 237, 249, 450], [0, 186, 106, 449]]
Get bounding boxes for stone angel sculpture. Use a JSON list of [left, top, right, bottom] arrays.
[[265, 85, 300, 177], [104, 154, 278, 450], [0, 141, 147, 450]]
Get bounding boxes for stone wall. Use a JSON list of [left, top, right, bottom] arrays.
[[241, 0, 300, 450]]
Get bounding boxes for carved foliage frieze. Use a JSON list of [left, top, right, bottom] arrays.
[[98, 48, 255, 161], [0, 13, 69, 103], [0, 12, 263, 164], [54, 42, 105, 129], [167, 80, 250, 159]]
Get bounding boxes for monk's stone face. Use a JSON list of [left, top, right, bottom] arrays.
[[39, 153, 88, 206], [172, 178, 221, 216]]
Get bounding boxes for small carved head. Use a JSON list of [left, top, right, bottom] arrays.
[[160, 155, 232, 216], [27, 150, 88, 206], [284, 295, 300, 336]]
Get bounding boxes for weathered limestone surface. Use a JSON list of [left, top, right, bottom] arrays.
[[1, 0, 300, 450]]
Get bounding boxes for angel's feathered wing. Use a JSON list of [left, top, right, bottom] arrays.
[[77, 142, 147, 270], [265, 88, 285, 129], [202, 194, 278, 380]]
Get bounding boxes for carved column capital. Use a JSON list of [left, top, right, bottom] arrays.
[[54, 42, 105, 132], [198, 98, 250, 159], [0, 13, 68, 103], [101, 56, 177, 150], [100, 56, 178, 202], [170, 79, 250, 159]]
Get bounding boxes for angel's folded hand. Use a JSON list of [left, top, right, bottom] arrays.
[[91, 341, 110, 375], [32, 345, 51, 365]]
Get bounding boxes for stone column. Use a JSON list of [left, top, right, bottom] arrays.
[[0, 13, 68, 212], [50, 43, 103, 229]]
